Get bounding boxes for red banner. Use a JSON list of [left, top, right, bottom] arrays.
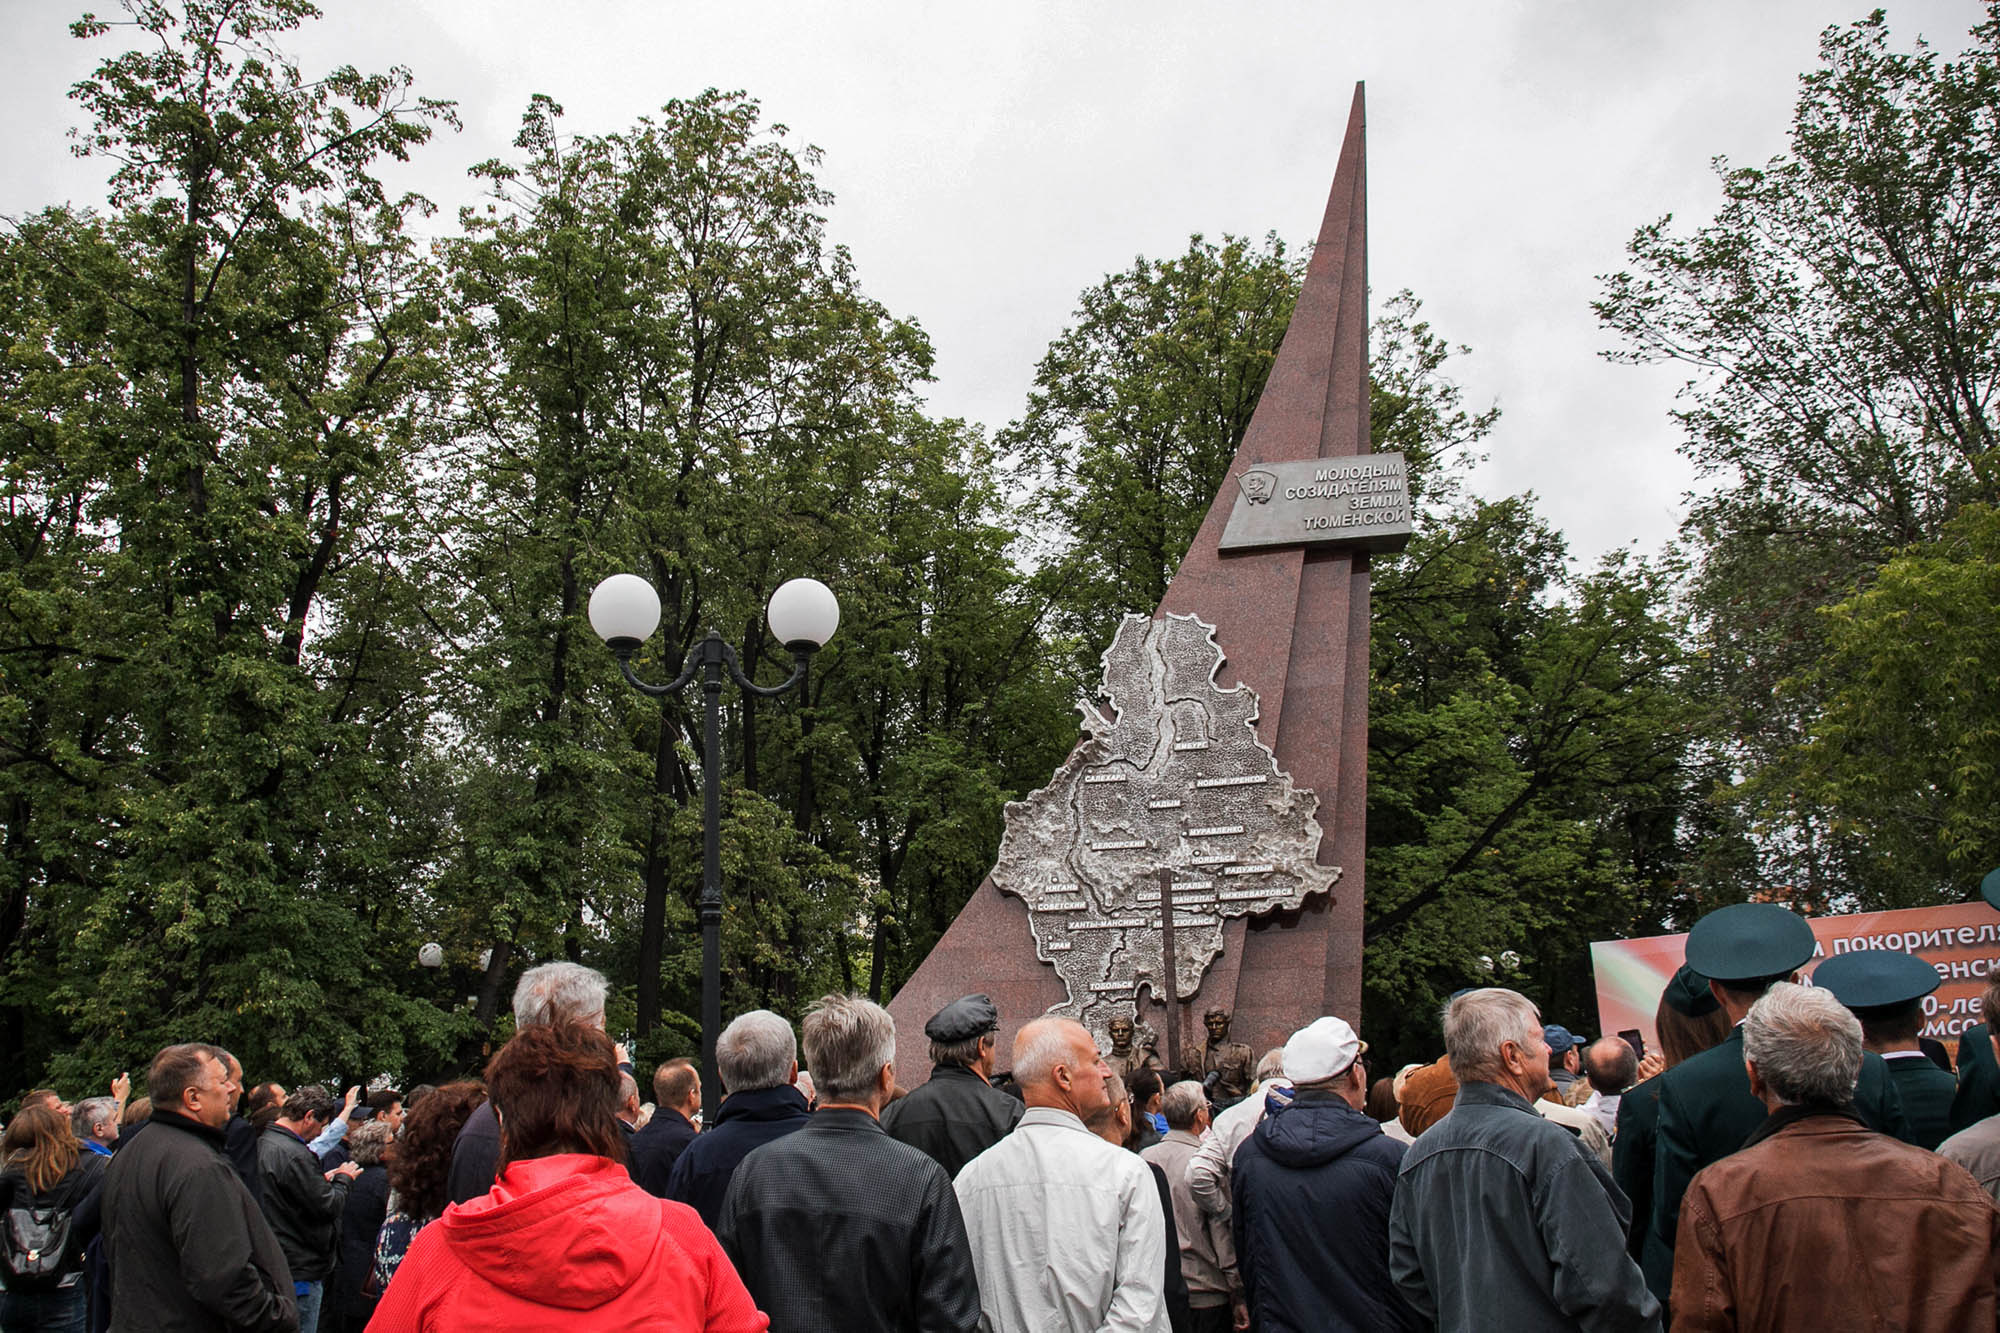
[[1590, 902, 1998, 1062]]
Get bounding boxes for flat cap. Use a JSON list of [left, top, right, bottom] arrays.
[[1662, 964, 1720, 1018], [1982, 865, 2000, 912], [1813, 948, 1941, 1012], [1684, 903, 1816, 984], [924, 993, 999, 1044]]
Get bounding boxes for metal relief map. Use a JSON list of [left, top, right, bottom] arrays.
[[993, 613, 1340, 1042]]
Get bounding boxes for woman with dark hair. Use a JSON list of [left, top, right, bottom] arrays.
[[371, 1081, 485, 1296], [1654, 987, 1733, 1069], [1612, 965, 1733, 1277], [368, 1025, 766, 1331], [1363, 1075, 1396, 1123], [1127, 1068, 1165, 1152], [0, 1106, 103, 1332]]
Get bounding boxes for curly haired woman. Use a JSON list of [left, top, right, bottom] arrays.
[[370, 1082, 485, 1298]]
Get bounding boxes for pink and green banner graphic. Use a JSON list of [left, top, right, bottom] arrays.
[[1591, 901, 2000, 1062]]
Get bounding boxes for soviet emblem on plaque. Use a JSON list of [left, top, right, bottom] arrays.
[[1239, 468, 1278, 505], [990, 612, 1338, 1045]]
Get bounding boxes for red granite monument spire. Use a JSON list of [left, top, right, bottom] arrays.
[[1154, 81, 1371, 1055], [888, 85, 1377, 1081]]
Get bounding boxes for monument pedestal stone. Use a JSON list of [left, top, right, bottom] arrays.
[[888, 85, 1400, 1086]]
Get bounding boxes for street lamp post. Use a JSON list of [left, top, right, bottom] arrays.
[[588, 573, 840, 1112]]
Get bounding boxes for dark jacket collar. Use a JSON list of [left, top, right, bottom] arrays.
[[149, 1107, 229, 1148], [714, 1082, 810, 1126], [640, 1107, 695, 1135], [927, 1063, 990, 1085], [1741, 1100, 1862, 1151]]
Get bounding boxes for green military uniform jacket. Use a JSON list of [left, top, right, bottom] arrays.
[[1645, 1026, 1912, 1302], [1883, 1051, 1958, 1149], [1610, 1073, 1662, 1268], [1952, 1021, 2000, 1134]]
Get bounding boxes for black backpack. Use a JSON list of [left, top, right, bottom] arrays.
[[0, 1170, 85, 1290]]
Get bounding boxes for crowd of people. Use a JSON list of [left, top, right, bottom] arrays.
[[7, 900, 2000, 1331]]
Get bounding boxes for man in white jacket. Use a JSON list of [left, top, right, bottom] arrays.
[[955, 1017, 1169, 1333]]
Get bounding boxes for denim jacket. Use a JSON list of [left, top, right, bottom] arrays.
[[1388, 1080, 1661, 1332]]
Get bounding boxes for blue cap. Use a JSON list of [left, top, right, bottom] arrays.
[[1812, 949, 1940, 1012], [1982, 866, 2000, 912], [1542, 1024, 1576, 1054], [1684, 903, 1816, 984]]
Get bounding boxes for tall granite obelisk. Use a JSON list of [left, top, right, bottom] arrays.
[[887, 85, 1392, 1084]]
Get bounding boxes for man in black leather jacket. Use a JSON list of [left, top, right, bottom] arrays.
[[882, 994, 1023, 1178], [255, 1086, 359, 1333]]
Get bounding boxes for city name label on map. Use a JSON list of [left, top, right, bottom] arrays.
[[1217, 452, 1413, 554]]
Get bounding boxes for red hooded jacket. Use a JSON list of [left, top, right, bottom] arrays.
[[367, 1153, 767, 1332]]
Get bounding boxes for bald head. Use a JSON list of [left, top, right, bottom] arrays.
[[1585, 1036, 1638, 1095], [1012, 1017, 1112, 1120]]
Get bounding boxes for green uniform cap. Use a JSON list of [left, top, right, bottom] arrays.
[[1662, 964, 1719, 1018], [1812, 948, 1940, 1012], [1684, 902, 1815, 985]]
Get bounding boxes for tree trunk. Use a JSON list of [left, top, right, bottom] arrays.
[[866, 905, 889, 1003], [636, 693, 679, 1036], [472, 938, 513, 1032]]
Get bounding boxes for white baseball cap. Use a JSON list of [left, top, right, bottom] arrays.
[[1282, 1016, 1365, 1083]]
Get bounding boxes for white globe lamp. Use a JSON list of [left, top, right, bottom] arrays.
[[765, 577, 840, 651], [588, 574, 663, 656]]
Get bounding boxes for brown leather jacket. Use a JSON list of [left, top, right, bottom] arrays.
[[1672, 1107, 2000, 1332]]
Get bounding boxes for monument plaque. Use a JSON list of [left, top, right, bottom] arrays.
[[1218, 453, 1412, 554], [888, 85, 1383, 1085]]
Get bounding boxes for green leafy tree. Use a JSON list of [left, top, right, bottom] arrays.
[[1745, 503, 2000, 907], [1597, 5, 2000, 903], [0, 0, 464, 1091], [1363, 528, 1712, 1062], [430, 92, 1067, 1046], [799, 415, 1076, 1000], [1003, 233, 1302, 686]]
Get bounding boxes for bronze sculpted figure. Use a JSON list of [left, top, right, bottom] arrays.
[[1103, 1015, 1162, 1081], [1202, 1006, 1255, 1107]]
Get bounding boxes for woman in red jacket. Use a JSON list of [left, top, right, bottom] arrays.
[[368, 1024, 766, 1332]]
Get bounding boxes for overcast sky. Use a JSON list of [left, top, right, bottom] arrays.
[[1, 0, 1982, 565]]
